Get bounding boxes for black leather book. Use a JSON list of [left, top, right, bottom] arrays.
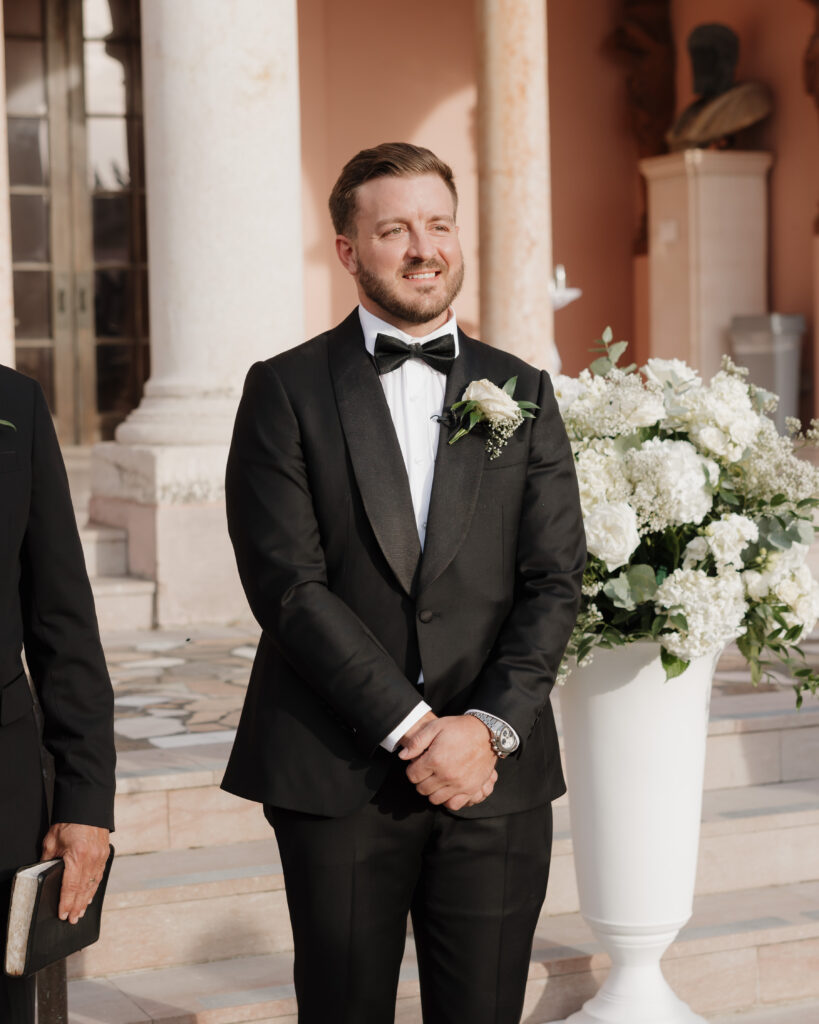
[[4, 846, 114, 977]]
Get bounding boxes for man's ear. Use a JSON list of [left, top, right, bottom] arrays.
[[335, 236, 358, 277]]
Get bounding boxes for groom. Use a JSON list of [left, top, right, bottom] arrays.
[[222, 142, 585, 1023]]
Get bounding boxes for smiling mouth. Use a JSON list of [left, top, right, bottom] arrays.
[[403, 271, 440, 281]]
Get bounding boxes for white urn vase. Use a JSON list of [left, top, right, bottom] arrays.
[[555, 641, 717, 1024]]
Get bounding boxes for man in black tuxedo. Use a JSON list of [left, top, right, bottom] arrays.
[[0, 367, 115, 1023], [222, 142, 585, 1023]]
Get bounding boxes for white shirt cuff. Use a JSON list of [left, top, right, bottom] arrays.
[[380, 701, 433, 752], [465, 710, 520, 748]]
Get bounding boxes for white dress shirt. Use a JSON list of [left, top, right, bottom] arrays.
[[358, 306, 518, 756]]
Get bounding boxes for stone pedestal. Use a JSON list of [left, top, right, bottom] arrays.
[[640, 151, 772, 381], [0, 0, 15, 368], [91, 0, 303, 625], [476, 0, 558, 372]]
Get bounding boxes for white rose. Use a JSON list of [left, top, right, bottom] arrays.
[[584, 501, 641, 571], [643, 358, 700, 388], [461, 379, 520, 426]]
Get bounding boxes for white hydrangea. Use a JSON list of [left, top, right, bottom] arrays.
[[743, 543, 811, 601], [624, 438, 718, 531], [583, 501, 641, 571], [553, 374, 587, 418], [704, 514, 759, 569], [742, 417, 819, 504], [562, 369, 665, 439], [773, 565, 819, 634], [680, 372, 761, 463], [655, 568, 747, 659], [573, 438, 632, 515]]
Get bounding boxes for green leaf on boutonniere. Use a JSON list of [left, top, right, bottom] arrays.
[[0, 419, 15, 430], [447, 376, 539, 458]]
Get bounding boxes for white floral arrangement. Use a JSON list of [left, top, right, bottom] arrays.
[[557, 330, 819, 706]]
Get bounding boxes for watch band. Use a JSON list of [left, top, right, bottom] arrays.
[[464, 710, 519, 758]]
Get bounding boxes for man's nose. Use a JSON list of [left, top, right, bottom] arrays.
[[406, 229, 437, 261]]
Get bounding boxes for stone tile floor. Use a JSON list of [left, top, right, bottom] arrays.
[[103, 625, 258, 754], [100, 625, 819, 763]]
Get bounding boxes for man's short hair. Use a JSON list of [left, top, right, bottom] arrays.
[[329, 142, 458, 237]]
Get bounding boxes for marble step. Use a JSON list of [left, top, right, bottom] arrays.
[[66, 880, 819, 1023], [75, 777, 819, 978], [111, 689, 819, 857], [707, 1002, 819, 1023], [92, 576, 156, 631], [81, 524, 128, 577]]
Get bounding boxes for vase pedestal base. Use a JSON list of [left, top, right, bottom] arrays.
[[555, 963, 708, 1023]]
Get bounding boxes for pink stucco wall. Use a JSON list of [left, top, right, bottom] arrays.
[[297, 0, 638, 376], [297, 1, 819, 396]]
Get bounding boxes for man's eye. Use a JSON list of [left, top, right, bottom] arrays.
[[432, 224, 450, 232], [383, 226, 404, 236]]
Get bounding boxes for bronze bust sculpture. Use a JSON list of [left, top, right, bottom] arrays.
[[667, 24, 772, 150]]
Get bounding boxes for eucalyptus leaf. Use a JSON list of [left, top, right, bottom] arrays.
[[602, 326, 613, 344], [626, 564, 658, 604], [502, 376, 517, 397], [603, 573, 635, 610], [590, 356, 612, 377], [608, 340, 628, 365]]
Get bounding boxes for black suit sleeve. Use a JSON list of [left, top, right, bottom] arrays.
[[226, 361, 424, 752], [468, 370, 586, 742], [19, 383, 116, 829]]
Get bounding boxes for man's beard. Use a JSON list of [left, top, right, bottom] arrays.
[[356, 257, 465, 326]]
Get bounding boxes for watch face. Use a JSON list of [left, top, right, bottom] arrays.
[[499, 726, 517, 752]]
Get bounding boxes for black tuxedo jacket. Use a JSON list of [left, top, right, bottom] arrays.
[[222, 311, 585, 818], [0, 366, 115, 881]]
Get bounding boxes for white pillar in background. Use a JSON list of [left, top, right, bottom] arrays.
[[91, 0, 303, 624], [0, 0, 16, 367], [476, 0, 559, 373], [118, 0, 303, 444]]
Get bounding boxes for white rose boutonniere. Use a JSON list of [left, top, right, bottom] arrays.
[[448, 377, 537, 459]]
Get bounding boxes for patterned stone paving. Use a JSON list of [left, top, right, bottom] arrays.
[[103, 626, 258, 752], [100, 625, 819, 757]]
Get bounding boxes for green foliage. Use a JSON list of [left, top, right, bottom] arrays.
[[661, 648, 690, 679]]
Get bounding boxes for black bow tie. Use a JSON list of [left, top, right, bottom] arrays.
[[372, 332, 456, 376]]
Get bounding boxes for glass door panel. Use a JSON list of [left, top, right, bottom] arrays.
[[3, 0, 148, 442], [4, 0, 57, 414], [81, 0, 148, 439]]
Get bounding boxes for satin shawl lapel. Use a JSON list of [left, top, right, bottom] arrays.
[[419, 333, 486, 592], [329, 313, 421, 596]]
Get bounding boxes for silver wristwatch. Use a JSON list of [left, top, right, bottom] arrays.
[[465, 710, 519, 758]]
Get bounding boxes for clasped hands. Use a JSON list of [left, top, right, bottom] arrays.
[[398, 711, 498, 812]]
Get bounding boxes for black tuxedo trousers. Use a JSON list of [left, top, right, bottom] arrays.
[[0, 367, 115, 1023], [222, 312, 586, 1021]]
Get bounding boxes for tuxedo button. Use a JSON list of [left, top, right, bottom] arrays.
[[418, 609, 434, 623]]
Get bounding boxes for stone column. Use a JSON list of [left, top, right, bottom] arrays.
[[91, 0, 303, 624], [0, 0, 15, 367], [476, 0, 559, 372]]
